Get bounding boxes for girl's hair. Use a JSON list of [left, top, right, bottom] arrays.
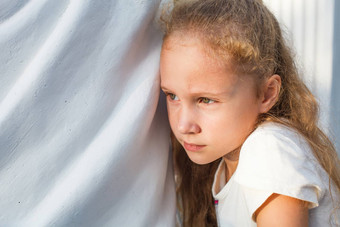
[[161, 0, 340, 226]]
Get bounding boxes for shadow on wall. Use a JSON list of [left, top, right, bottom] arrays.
[[331, 0, 340, 155]]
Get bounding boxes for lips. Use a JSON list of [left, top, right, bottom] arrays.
[[183, 142, 206, 152]]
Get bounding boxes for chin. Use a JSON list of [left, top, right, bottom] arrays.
[[187, 153, 215, 165]]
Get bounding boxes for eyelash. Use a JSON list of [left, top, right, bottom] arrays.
[[198, 97, 215, 104], [167, 93, 179, 101], [166, 93, 215, 104]]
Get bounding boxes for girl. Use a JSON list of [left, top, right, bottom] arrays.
[[160, 0, 340, 226]]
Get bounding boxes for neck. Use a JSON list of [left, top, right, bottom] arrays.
[[223, 147, 240, 182]]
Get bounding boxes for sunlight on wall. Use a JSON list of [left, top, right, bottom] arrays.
[[263, 0, 335, 136]]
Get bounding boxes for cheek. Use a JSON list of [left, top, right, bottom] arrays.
[[201, 108, 254, 141], [200, 112, 228, 136], [166, 105, 177, 131]]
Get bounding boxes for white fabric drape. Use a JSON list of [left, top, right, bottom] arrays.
[[0, 0, 175, 226]]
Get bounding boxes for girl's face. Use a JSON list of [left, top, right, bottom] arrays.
[[160, 36, 263, 165]]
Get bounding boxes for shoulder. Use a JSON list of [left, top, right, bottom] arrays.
[[244, 122, 311, 156], [234, 122, 326, 207], [240, 121, 315, 166]]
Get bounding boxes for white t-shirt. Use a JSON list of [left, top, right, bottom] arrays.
[[0, 0, 175, 226], [212, 122, 339, 227]]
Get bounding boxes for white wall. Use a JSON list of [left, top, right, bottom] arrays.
[[331, 0, 340, 154], [263, 0, 339, 154]]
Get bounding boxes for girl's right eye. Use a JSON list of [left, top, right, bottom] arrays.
[[168, 93, 179, 101]]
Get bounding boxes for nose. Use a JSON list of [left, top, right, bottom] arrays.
[[177, 107, 201, 134]]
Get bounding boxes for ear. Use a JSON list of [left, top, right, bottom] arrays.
[[259, 74, 281, 113]]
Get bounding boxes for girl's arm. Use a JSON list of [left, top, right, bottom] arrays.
[[255, 193, 309, 227]]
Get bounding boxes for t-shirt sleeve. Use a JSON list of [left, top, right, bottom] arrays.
[[234, 125, 326, 219]]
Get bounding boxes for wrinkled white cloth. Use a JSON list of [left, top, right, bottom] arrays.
[[0, 0, 175, 226]]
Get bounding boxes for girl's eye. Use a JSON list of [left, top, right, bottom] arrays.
[[168, 93, 179, 101], [199, 97, 215, 104]]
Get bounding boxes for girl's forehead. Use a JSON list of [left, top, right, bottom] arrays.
[[162, 34, 230, 71], [161, 38, 242, 92], [163, 32, 209, 51], [160, 34, 260, 97]]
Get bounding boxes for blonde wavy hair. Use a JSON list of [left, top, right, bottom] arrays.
[[161, 0, 340, 226]]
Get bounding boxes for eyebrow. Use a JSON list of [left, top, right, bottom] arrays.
[[160, 86, 169, 91], [161, 86, 230, 97], [190, 91, 230, 97]]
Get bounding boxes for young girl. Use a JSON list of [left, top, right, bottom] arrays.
[[160, 0, 340, 226]]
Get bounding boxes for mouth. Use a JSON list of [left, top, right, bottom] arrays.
[[183, 142, 206, 152]]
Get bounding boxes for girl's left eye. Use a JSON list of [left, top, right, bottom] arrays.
[[199, 97, 215, 104], [168, 93, 179, 101]]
